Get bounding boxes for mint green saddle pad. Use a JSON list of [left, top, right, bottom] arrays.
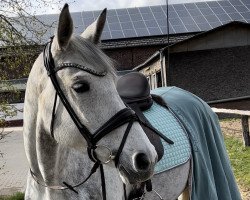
[[143, 101, 191, 174]]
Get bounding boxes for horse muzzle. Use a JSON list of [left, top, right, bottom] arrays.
[[118, 152, 157, 184]]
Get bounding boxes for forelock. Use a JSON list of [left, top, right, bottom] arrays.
[[66, 36, 115, 75]]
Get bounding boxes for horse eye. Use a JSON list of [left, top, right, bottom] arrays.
[[72, 82, 90, 93]]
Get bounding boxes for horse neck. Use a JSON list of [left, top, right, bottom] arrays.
[[35, 127, 125, 199]]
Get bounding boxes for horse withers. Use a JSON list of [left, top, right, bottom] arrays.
[[23, 4, 157, 200]]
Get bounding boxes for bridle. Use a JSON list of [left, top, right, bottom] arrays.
[[30, 37, 173, 200]]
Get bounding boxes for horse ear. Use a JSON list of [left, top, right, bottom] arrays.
[[81, 8, 107, 44], [56, 4, 73, 50]]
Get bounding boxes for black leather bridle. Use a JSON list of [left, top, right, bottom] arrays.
[[30, 37, 173, 200]]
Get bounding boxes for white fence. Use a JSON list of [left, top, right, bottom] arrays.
[[212, 108, 250, 147]]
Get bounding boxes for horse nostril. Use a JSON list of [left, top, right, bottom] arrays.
[[134, 153, 151, 171]]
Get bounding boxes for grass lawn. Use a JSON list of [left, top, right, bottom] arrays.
[[0, 192, 24, 200], [224, 135, 250, 199]]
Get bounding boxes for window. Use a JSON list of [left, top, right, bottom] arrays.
[[156, 71, 162, 88]]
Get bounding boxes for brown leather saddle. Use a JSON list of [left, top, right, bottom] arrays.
[[117, 72, 164, 161]]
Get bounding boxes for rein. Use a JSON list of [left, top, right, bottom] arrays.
[[31, 37, 173, 199]]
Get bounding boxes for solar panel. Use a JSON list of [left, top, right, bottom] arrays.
[[229, 12, 244, 20], [216, 13, 232, 22], [19, 0, 250, 42], [116, 8, 128, 16], [211, 7, 226, 15], [234, 5, 248, 12], [107, 15, 119, 23], [110, 30, 124, 38], [176, 9, 190, 17], [173, 25, 187, 33], [123, 29, 137, 37], [139, 7, 151, 14], [169, 11, 179, 19], [246, 4, 250, 10], [199, 8, 214, 16], [118, 15, 130, 23], [197, 23, 212, 31], [185, 3, 197, 10], [144, 20, 158, 28], [209, 21, 222, 28], [185, 24, 200, 32], [127, 8, 139, 15], [205, 15, 220, 23], [188, 9, 203, 17], [193, 15, 208, 24], [207, 1, 220, 7], [181, 17, 196, 25], [229, 0, 243, 6], [136, 28, 149, 36], [148, 27, 162, 35], [222, 5, 238, 13], [121, 22, 133, 29], [71, 13, 83, 26], [133, 21, 146, 29], [240, 12, 250, 20], [196, 2, 209, 9]]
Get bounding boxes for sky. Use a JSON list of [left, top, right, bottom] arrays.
[[34, 0, 221, 14]]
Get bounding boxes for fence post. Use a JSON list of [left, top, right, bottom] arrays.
[[241, 115, 250, 147]]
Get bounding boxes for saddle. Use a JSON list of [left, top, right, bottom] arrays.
[[117, 72, 164, 161]]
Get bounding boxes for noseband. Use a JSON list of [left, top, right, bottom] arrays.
[[31, 37, 173, 200]]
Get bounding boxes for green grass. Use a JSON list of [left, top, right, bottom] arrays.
[[0, 192, 24, 200], [224, 135, 250, 188]]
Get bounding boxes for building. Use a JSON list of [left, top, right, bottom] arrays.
[[1, 0, 250, 106], [135, 21, 250, 109]]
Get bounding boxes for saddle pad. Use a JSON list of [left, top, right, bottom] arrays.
[[143, 102, 191, 174]]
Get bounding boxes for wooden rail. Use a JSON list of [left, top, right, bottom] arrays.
[[211, 108, 250, 147]]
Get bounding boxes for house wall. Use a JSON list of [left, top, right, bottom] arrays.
[[171, 24, 250, 53], [169, 45, 250, 103], [104, 45, 163, 70]]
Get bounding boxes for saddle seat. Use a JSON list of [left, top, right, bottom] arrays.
[[117, 72, 153, 110], [117, 72, 164, 161]]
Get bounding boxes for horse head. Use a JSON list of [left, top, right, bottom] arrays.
[[26, 4, 157, 187]]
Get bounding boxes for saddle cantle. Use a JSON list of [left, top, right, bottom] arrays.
[[117, 72, 164, 161]]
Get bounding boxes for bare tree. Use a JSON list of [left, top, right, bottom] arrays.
[[0, 0, 66, 140]]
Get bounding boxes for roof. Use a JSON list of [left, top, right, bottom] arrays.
[[100, 33, 196, 49], [14, 0, 250, 43], [134, 21, 250, 71], [161, 20, 250, 53]]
